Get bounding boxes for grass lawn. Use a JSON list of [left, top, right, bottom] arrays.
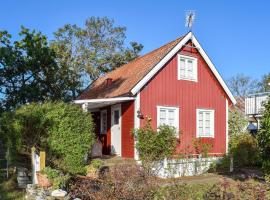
[[0, 170, 25, 200]]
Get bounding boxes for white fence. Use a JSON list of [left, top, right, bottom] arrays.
[[156, 157, 221, 178]]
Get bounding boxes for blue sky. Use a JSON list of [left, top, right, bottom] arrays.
[[1, 0, 269, 80]]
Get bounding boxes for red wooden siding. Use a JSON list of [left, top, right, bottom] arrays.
[[121, 101, 135, 158], [140, 42, 228, 155]]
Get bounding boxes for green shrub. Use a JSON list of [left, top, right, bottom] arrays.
[[44, 102, 95, 174], [90, 159, 104, 169], [230, 132, 260, 167], [258, 99, 270, 174], [0, 101, 96, 174], [133, 120, 177, 172], [42, 167, 71, 189]]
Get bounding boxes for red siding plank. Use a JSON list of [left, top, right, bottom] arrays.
[[121, 101, 135, 158]]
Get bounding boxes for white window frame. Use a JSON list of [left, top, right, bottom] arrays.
[[100, 109, 107, 134], [196, 109, 215, 138], [177, 54, 198, 82], [157, 106, 179, 138]]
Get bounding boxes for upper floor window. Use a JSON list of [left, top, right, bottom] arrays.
[[178, 54, 198, 82], [157, 106, 179, 138], [196, 109, 214, 138]]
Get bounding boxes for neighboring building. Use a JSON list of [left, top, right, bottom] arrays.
[[75, 32, 236, 159], [245, 92, 270, 132]]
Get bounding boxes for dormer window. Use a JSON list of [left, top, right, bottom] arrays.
[[178, 54, 198, 82]]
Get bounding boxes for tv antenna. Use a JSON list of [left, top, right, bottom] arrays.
[[185, 10, 196, 31]]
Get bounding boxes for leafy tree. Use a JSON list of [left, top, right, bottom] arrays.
[[228, 109, 248, 137], [51, 17, 143, 83], [258, 72, 270, 92], [227, 73, 259, 99], [258, 99, 270, 163], [0, 27, 82, 110]]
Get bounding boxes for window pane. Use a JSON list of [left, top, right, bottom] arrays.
[[199, 112, 203, 120], [205, 112, 210, 120], [199, 127, 203, 135], [199, 120, 203, 127], [205, 120, 210, 127], [180, 59, 185, 69], [205, 127, 210, 135], [159, 109, 166, 125], [168, 110, 175, 126]]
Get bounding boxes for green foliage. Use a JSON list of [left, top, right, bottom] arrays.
[[134, 121, 177, 170], [230, 132, 260, 167], [0, 102, 95, 174], [262, 160, 270, 175], [90, 159, 104, 170], [52, 17, 143, 82], [0, 27, 81, 111], [258, 73, 270, 92], [258, 99, 270, 170], [154, 183, 213, 200], [42, 167, 71, 189], [228, 109, 248, 137], [215, 155, 231, 172]]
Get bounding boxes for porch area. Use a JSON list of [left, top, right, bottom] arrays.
[[74, 97, 136, 159]]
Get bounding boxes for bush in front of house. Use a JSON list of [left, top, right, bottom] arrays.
[[258, 99, 270, 174], [228, 109, 260, 168], [230, 132, 260, 168], [44, 102, 95, 174], [0, 101, 95, 174], [133, 120, 177, 173], [41, 167, 71, 189]]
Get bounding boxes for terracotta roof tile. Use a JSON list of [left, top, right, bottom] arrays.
[[77, 35, 186, 100]]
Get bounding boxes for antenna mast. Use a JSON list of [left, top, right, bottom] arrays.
[[185, 10, 196, 32]]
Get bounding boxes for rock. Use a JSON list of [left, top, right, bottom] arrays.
[[51, 189, 67, 197]]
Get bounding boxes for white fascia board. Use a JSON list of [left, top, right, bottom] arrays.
[[73, 97, 135, 104], [130, 32, 236, 105], [131, 32, 192, 95]]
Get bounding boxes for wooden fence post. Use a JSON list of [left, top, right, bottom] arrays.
[[40, 151, 46, 170]]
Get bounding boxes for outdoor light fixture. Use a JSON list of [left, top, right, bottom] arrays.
[[137, 110, 144, 119]]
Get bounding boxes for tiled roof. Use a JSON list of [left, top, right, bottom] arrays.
[[77, 35, 186, 100]]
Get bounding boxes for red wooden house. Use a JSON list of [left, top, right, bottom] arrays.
[[75, 32, 236, 159]]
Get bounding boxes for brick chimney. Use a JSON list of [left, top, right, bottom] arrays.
[[106, 78, 113, 86]]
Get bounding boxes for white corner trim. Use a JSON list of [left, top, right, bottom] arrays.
[[130, 32, 236, 105], [131, 32, 192, 95], [74, 97, 135, 104], [196, 109, 215, 138], [226, 99, 229, 154]]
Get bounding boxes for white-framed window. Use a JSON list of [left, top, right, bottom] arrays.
[[157, 106, 179, 138], [100, 110, 107, 134], [196, 109, 215, 138], [178, 54, 198, 82]]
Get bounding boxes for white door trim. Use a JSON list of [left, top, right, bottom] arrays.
[[111, 104, 122, 156]]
